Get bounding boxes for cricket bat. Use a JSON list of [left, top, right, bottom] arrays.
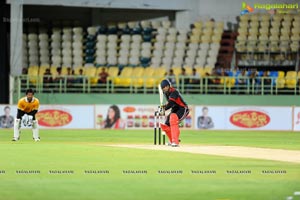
[[158, 83, 163, 106]]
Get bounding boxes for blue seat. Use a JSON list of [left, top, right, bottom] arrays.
[[85, 56, 95, 63], [139, 57, 150, 67], [140, 57, 151, 64], [143, 34, 152, 42], [85, 41, 95, 49], [85, 49, 95, 56], [257, 71, 264, 76], [107, 27, 118, 34], [246, 70, 253, 76], [97, 26, 107, 34], [143, 27, 153, 35], [255, 71, 264, 84], [227, 71, 234, 77], [269, 71, 278, 77], [234, 70, 249, 86], [86, 34, 96, 42], [96, 63, 106, 67], [269, 71, 278, 85], [121, 27, 131, 34], [234, 70, 241, 76], [131, 27, 142, 34]]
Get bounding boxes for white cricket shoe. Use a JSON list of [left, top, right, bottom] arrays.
[[171, 143, 179, 147], [34, 138, 40, 142]]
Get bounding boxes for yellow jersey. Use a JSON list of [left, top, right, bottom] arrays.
[[17, 97, 40, 113]]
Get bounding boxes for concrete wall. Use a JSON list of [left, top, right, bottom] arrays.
[[20, 0, 300, 31]]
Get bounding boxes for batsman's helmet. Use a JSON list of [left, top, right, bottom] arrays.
[[160, 79, 171, 89]]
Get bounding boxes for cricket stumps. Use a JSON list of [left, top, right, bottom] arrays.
[[154, 111, 165, 145]]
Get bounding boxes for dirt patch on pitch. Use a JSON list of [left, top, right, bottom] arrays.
[[108, 144, 300, 164]]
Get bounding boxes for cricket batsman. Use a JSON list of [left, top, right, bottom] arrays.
[[159, 79, 189, 147], [12, 88, 40, 142]]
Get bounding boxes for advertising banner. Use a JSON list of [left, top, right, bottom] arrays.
[[195, 106, 292, 131], [0, 105, 17, 129], [293, 107, 300, 131], [226, 106, 292, 131], [194, 106, 225, 130], [95, 105, 193, 129], [0, 104, 97, 129], [36, 105, 95, 129], [1, 104, 293, 131]]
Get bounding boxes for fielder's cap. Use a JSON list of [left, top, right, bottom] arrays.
[[160, 79, 171, 88]]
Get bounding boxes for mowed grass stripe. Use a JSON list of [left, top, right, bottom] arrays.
[[1, 129, 300, 150], [0, 142, 299, 200]]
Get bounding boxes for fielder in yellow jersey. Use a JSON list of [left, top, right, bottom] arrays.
[[13, 88, 40, 141]]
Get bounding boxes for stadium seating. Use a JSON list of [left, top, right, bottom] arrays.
[[23, 17, 226, 80], [19, 12, 299, 95], [236, 13, 300, 54]]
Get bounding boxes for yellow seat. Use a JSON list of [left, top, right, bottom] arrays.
[[193, 21, 202, 29], [276, 71, 285, 88], [84, 67, 97, 84], [155, 67, 167, 85], [105, 66, 119, 84], [132, 67, 145, 87], [220, 77, 236, 88], [114, 67, 133, 87], [276, 78, 285, 88], [285, 71, 297, 89], [143, 67, 156, 88], [144, 67, 155, 77], [50, 66, 58, 76], [184, 66, 192, 75], [145, 67, 166, 88], [286, 71, 296, 77], [189, 35, 200, 43], [204, 66, 213, 75], [172, 67, 182, 76], [28, 66, 39, 84], [195, 67, 205, 77], [278, 71, 285, 78], [107, 67, 119, 77]]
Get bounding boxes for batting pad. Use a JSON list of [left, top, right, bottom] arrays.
[[13, 119, 21, 139], [32, 120, 39, 139]]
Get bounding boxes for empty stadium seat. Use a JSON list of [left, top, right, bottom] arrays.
[[275, 71, 285, 89], [84, 66, 97, 84], [28, 65, 39, 84], [114, 67, 133, 87], [285, 71, 297, 89]]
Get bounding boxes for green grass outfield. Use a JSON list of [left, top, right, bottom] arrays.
[[0, 129, 300, 200]]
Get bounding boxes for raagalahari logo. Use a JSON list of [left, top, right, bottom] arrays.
[[241, 2, 254, 15], [240, 2, 299, 15]]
